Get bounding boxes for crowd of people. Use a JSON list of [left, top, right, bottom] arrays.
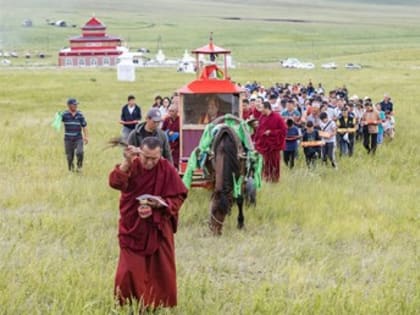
[[113, 81, 396, 184], [239, 81, 396, 181]]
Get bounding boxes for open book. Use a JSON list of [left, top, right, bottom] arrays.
[[136, 194, 168, 207]]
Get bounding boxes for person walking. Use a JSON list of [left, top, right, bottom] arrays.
[[109, 137, 188, 310], [283, 118, 300, 169], [120, 95, 141, 142], [336, 107, 356, 157], [62, 98, 88, 172], [161, 104, 180, 169], [127, 108, 173, 163], [254, 101, 287, 182], [319, 112, 337, 168], [362, 102, 381, 154]]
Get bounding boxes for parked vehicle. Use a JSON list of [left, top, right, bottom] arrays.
[[321, 62, 337, 69], [281, 58, 315, 69], [345, 63, 362, 70]]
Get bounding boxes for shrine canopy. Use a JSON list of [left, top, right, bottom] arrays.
[[178, 34, 243, 94], [194, 33, 232, 79], [191, 40, 231, 55]]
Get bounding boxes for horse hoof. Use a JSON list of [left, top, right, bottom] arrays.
[[237, 223, 244, 230]]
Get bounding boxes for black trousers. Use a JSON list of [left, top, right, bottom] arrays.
[[283, 150, 296, 169], [64, 139, 84, 171], [322, 142, 336, 167], [304, 149, 320, 169], [363, 131, 378, 154]]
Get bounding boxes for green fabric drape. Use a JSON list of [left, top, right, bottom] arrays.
[[182, 114, 263, 194]]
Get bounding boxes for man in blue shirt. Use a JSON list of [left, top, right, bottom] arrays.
[[120, 95, 142, 141], [380, 94, 393, 114], [281, 99, 301, 123], [62, 98, 88, 171]]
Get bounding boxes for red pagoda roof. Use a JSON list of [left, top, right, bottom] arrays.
[[82, 17, 106, 30], [178, 79, 244, 94]]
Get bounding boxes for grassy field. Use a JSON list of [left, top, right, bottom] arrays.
[[1, 1, 420, 314]]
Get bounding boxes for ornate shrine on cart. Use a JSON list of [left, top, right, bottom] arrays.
[[177, 35, 246, 185]]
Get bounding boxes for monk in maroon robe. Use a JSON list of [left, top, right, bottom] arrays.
[[242, 99, 252, 120], [251, 96, 264, 120], [161, 105, 180, 170], [109, 137, 188, 309], [255, 101, 287, 182]]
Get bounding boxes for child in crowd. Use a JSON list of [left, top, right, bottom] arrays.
[[284, 119, 300, 169], [336, 106, 356, 157], [383, 110, 395, 140], [375, 103, 386, 144], [302, 121, 322, 168]]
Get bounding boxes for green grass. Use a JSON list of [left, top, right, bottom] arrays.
[[1, 1, 420, 314]]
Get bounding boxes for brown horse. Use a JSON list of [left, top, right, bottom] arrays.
[[207, 124, 256, 235]]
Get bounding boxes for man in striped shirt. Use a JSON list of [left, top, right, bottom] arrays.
[[62, 98, 88, 171]]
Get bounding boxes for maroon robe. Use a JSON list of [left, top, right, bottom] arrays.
[[109, 157, 188, 308], [242, 108, 252, 120], [252, 107, 262, 120], [161, 116, 180, 170], [255, 111, 287, 182]]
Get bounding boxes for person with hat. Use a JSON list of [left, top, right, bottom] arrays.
[[62, 98, 88, 172], [361, 101, 381, 154], [127, 108, 173, 164], [354, 100, 365, 141]]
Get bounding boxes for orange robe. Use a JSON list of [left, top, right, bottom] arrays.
[[198, 111, 224, 124], [109, 158, 188, 308]]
